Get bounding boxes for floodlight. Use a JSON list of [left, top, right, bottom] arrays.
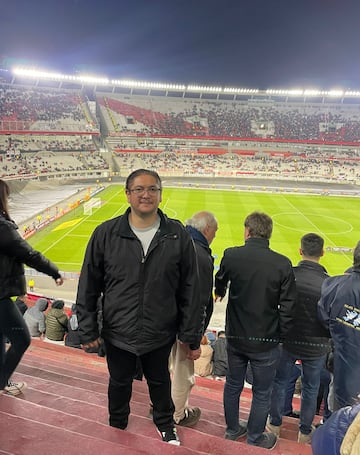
[[303, 89, 322, 96], [327, 90, 344, 97], [345, 91, 360, 97]]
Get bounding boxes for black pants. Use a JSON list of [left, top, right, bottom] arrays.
[[0, 298, 31, 389], [105, 340, 174, 432]]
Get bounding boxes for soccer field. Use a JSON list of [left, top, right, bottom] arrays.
[[27, 185, 360, 276]]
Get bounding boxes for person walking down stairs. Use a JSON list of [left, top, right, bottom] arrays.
[[0, 179, 63, 397]]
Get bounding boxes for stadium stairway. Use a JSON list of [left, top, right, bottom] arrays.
[[0, 340, 314, 455]]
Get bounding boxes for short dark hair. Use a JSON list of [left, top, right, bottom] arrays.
[[301, 233, 324, 258], [125, 169, 162, 191], [52, 299, 65, 309], [353, 240, 360, 268], [244, 212, 273, 239]]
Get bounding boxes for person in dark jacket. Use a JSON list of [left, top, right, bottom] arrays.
[[212, 330, 228, 378], [311, 402, 360, 455], [170, 210, 217, 427], [65, 303, 103, 353], [318, 240, 360, 411], [65, 303, 81, 349], [267, 233, 331, 444], [215, 211, 296, 450], [14, 295, 28, 315], [0, 179, 63, 396], [76, 169, 202, 446]]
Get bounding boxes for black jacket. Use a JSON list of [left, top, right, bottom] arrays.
[[76, 208, 202, 355], [215, 237, 296, 353], [284, 260, 331, 357], [186, 225, 214, 331], [0, 213, 61, 299]]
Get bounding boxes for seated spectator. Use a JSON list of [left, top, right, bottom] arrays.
[[45, 299, 68, 341], [14, 295, 28, 315], [312, 402, 360, 455], [194, 335, 213, 377], [212, 330, 228, 379], [205, 330, 216, 348], [64, 303, 102, 353], [23, 297, 48, 337], [64, 303, 81, 349]]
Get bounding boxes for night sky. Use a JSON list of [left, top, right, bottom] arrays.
[[2, 0, 360, 90]]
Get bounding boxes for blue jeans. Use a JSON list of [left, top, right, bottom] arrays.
[[0, 298, 31, 389], [317, 367, 332, 421], [283, 363, 302, 415], [224, 344, 279, 445], [269, 348, 326, 434]]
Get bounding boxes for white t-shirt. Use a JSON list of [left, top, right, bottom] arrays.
[[130, 216, 160, 255]]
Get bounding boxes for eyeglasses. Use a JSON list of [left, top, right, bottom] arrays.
[[128, 186, 161, 195]]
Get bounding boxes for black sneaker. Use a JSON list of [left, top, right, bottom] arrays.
[[224, 419, 248, 440], [158, 427, 180, 446], [286, 410, 300, 418], [249, 432, 277, 450], [177, 407, 201, 427]]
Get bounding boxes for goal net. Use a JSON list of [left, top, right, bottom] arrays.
[[83, 197, 102, 215]]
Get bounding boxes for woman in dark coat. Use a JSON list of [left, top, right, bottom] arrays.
[[0, 179, 63, 396]]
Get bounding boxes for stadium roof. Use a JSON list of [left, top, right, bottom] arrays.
[[5, 67, 360, 101]]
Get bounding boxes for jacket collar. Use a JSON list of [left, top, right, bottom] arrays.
[[245, 237, 270, 248], [117, 207, 169, 237], [297, 260, 328, 274], [185, 225, 209, 248], [0, 212, 18, 229]]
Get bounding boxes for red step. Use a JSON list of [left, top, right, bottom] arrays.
[[0, 340, 314, 455]]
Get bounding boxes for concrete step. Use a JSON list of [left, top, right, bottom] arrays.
[[0, 340, 314, 455]]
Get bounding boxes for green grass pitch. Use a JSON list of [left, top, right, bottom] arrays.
[[27, 185, 360, 276]]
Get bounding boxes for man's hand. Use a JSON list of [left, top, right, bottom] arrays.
[[215, 294, 223, 302], [178, 342, 201, 361], [187, 347, 201, 361], [81, 337, 101, 351], [55, 276, 64, 286]]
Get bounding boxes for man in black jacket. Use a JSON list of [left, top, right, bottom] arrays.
[[215, 211, 296, 450], [267, 233, 331, 444], [76, 169, 202, 446], [170, 210, 217, 427]]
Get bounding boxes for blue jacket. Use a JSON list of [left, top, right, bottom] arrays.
[[318, 268, 360, 408], [312, 403, 360, 455]]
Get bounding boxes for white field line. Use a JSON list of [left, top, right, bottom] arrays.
[[281, 195, 353, 264], [41, 191, 126, 255]]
